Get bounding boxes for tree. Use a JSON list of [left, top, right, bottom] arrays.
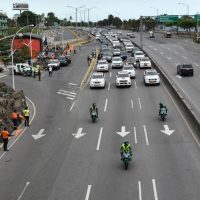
[[17, 11, 37, 26], [178, 16, 196, 32], [46, 12, 60, 26], [108, 15, 114, 26], [113, 17, 122, 28]]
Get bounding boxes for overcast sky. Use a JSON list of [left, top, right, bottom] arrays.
[[1, 0, 200, 21]]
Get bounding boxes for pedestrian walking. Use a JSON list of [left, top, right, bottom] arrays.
[[38, 68, 41, 81], [11, 110, 18, 130], [48, 66, 53, 77], [1, 127, 11, 151], [23, 106, 30, 127]]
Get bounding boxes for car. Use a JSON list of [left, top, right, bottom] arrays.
[[112, 41, 121, 49], [177, 64, 193, 76], [58, 56, 69, 66], [143, 69, 160, 86], [102, 51, 113, 63], [122, 64, 136, 78], [134, 50, 145, 61], [131, 47, 141, 56], [149, 31, 155, 38], [111, 56, 123, 68], [164, 31, 172, 38], [126, 32, 132, 37], [96, 60, 109, 72], [90, 72, 106, 88], [65, 54, 72, 64], [120, 51, 128, 61], [125, 43, 134, 52], [130, 33, 135, 38], [113, 48, 121, 56], [116, 71, 131, 87], [48, 59, 60, 70], [126, 57, 135, 67], [139, 57, 152, 69]]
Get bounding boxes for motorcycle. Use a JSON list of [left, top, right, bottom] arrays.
[[160, 107, 167, 121], [91, 110, 97, 123], [121, 151, 132, 170]]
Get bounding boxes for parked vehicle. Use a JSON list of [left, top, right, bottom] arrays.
[[177, 64, 193, 76], [12, 63, 32, 76]]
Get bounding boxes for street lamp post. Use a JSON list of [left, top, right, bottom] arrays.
[[150, 7, 159, 29], [178, 2, 189, 15], [87, 7, 95, 27], [11, 24, 34, 90]]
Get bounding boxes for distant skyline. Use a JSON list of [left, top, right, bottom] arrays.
[[1, 0, 200, 21]]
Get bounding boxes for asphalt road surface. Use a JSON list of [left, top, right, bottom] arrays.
[[0, 39, 200, 200]]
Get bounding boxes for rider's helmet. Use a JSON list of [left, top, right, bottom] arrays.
[[92, 103, 96, 108], [124, 140, 129, 146], [159, 102, 164, 108]]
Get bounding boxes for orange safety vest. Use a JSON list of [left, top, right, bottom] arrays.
[[1, 130, 9, 139], [11, 112, 17, 119]]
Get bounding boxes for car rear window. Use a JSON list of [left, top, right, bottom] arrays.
[[182, 65, 193, 68]]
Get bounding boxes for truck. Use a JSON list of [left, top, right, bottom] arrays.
[[9, 63, 32, 76]]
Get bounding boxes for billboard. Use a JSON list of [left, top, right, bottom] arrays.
[[13, 3, 29, 10]]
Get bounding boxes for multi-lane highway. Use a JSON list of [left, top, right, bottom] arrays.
[[0, 34, 200, 200]]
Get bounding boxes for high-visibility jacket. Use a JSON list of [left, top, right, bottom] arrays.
[[11, 112, 17, 119], [1, 130, 10, 139], [23, 109, 30, 117], [120, 144, 132, 153]]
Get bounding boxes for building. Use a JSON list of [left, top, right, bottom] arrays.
[[13, 33, 43, 58], [0, 12, 8, 36]]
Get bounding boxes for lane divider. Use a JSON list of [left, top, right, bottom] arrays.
[[96, 127, 103, 151]]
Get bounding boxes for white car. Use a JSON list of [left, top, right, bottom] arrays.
[[116, 71, 131, 87], [90, 72, 106, 88], [48, 59, 60, 70], [125, 44, 134, 52], [143, 69, 160, 86], [139, 57, 152, 68], [113, 48, 121, 56], [111, 56, 123, 68], [96, 60, 109, 72], [122, 64, 136, 78], [134, 51, 145, 61]]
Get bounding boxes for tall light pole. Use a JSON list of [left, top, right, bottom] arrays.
[[150, 7, 159, 29], [178, 2, 189, 15], [87, 7, 95, 27], [66, 5, 85, 28], [11, 24, 34, 90]]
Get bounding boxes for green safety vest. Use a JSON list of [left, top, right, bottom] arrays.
[[23, 109, 30, 117]]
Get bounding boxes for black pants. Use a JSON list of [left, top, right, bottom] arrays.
[[12, 119, 18, 130], [3, 138, 8, 151], [49, 71, 52, 77], [25, 116, 29, 127]]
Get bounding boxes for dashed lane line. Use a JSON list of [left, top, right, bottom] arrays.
[[17, 182, 30, 200], [108, 82, 110, 91], [138, 181, 142, 200], [134, 126, 137, 144], [138, 98, 142, 110], [69, 101, 75, 112], [134, 81, 138, 89], [96, 127, 103, 151], [131, 99, 134, 109], [152, 179, 159, 200], [143, 125, 149, 146], [104, 99, 108, 112], [85, 185, 92, 200]]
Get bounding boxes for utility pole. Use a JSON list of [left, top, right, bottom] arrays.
[[140, 16, 143, 50]]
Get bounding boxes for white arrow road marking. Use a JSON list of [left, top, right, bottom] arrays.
[[138, 181, 142, 200], [96, 127, 103, 150], [104, 99, 108, 112], [143, 125, 149, 146], [17, 182, 30, 200], [161, 125, 175, 136], [85, 185, 92, 200], [32, 129, 46, 140], [72, 128, 86, 139], [116, 126, 130, 137], [152, 179, 159, 200]]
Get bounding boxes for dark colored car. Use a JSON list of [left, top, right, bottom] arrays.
[[58, 56, 69, 66], [131, 47, 140, 56], [65, 54, 72, 64], [177, 64, 193, 76], [120, 51, 128, 61], [102, 52, 112, 63]]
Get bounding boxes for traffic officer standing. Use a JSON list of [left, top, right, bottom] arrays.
[[1, 127, 10, 151], [23, 106, 30, 127]]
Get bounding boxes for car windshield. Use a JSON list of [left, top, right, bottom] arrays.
[[118, 73, 129, 78], [98, 61, 107, 64], [146, 71, 158, 75], [136, 52, 144, 56], [113, 57, 121, 61], [121, 51, 127, 55], [92, 74, 104, 79], [141, 57, 149, 61], [124, 66, 133, 70]]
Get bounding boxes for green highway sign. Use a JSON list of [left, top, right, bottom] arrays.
[[194, 15, 200, 21], [158, 15, 179, 23]]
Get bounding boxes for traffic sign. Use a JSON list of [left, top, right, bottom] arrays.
[[158, 15, 179, 23], [194, 15, 200, 21]]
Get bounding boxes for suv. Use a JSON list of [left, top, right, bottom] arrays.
[[177, 64, 193, 76], [90, 72, 106, 88], [116, 71, 131, 87], [144, 69, 160, 86]]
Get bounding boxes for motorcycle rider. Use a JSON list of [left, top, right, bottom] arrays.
[[159, 102, 168, 115], [90, 103, 98, 118], [120, 140, 132, 160]]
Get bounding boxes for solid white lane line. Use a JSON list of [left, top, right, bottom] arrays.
[[143, 125, 149, 146], [134, 126, 137, 144], [85, 185, 92, 200], [17, 182, 30, 200], [134, 81, 137, 89], [104, 99, 108, 112], [110, 72, 112, 78], [108, 82, 110, 91], [69, 102, 75, 111], [131, 99, 133, 109], [138, 181, 142, 200], [96, 127, 103, 150], [138, 98, 142, 109], [152, 179, 159, 200]]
